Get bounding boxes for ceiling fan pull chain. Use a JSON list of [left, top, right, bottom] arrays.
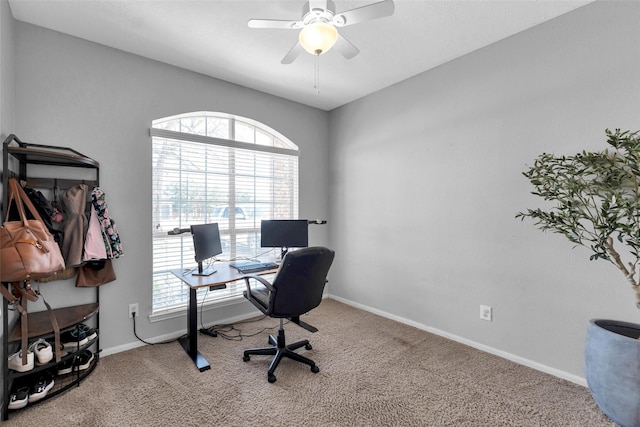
[[314, 51, 320, 94]]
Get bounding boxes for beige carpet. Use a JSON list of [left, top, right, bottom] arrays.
[[8, 299, 614, 426]]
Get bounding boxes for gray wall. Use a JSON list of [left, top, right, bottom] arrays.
[[328, 0, 640, 381], [0, 0, 16, 407], [0, 0, 14, 140], [11, 21, 330, 354], [4, 0, 640, 385]]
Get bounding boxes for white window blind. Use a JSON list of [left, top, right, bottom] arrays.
[[151, 113, 299, 314]]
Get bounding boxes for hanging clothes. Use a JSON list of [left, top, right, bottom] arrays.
[[83, 204, 108, 261], [61, 184, 88, 267], [91, 187, 124, 259]]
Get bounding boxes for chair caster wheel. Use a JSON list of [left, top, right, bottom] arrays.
[[268, 374, 277, 383], [243, 355, 250, 362], [311, 365, 320, 373], [305, 343, 312, 350]]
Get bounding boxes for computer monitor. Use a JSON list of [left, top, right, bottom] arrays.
[[190, 223, 222, 276], [261, 219, 308, 258]]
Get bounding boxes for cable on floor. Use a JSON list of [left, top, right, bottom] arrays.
[[197, 276, 283, 341], [206, 319, 284, 341], [132, 312, 185, 346], [198, 286, 286, 342]]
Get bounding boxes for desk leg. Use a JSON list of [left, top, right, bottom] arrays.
[[179, 286, 211, 372]]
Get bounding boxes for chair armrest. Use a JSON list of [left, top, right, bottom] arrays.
[[243, 274, 275, 297]]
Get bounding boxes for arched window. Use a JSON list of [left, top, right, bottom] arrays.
[[150, 112, 299, 314]]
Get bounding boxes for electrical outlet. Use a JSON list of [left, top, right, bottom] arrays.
[[129, 303, 139, 318], [480, 305, 492, 322]]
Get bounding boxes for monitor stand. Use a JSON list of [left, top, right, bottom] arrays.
[[192, 261, 217, 276]]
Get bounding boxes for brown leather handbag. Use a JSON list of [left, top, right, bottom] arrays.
[[1, 178, 66, 282]]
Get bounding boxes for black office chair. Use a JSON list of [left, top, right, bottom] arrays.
[[242, 246, 335, 383]]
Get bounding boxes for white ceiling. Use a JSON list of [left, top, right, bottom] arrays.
[[8, 0, 593, 111]]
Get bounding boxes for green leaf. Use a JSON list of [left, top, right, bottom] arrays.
[[518, 128, 640, 278]]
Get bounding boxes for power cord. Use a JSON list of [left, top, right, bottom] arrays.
[[132, 312, 184, 346], [130, 287, 285, 345], [200, 315, 287, 341], [196, 262, 280, 341], [131, 307, 275, 344], [199, 327, 218, 337], [197, 284, 274, 340]]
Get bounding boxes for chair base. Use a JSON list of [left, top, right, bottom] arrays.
[[243, 327, 319, 383]]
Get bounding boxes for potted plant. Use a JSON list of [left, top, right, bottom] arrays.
[[517, 128, 640, 427]]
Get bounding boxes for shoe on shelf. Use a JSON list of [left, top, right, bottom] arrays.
[[77, 323, 97, 341], [28, 338, 53, 365], [76, 350, 94, 371], [57, 359, 74, 375], [8, 386, 29, 410], [58, 349, 94, 375], [61, 328, 88, 350], [28, 375, 54, 403], [53, 343, 68, 360], [8, 350, 34, 372]]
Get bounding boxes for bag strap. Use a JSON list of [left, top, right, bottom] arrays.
[[6, 178, 47, 226], [0, 281, 39, 303], [1, 282, 61, 364], [4, 179, 18, 223], [40, 291, 61, 363], [25, 283, 61, 363], [0, 283, 30, 365], [6, 178, 28, 226], [8, 282, 35, 365], [15, 281, 39, 302], [0, 283, 18, 303], [20, 294, 28, 365]]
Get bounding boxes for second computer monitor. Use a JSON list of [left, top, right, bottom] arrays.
[[261, 219, 308, 251], [190, 223, 223, 276]]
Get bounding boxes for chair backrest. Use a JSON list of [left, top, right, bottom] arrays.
[[269, 246, 335, 317]]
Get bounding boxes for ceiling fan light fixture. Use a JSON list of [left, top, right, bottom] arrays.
[[299, 22, 338, 55]]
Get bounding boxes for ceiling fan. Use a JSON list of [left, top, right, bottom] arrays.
[[248, 0, 395, 64]]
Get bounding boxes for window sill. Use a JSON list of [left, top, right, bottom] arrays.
[[149, 295, 247, 323]]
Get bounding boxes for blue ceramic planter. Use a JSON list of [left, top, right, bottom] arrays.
[[585, 319, 640, 427]]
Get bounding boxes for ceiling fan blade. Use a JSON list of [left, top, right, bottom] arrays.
[[333, 0, 395, 27], [333, 34, 359, 59], [248, 19, 302, 29], [281, 42, 304, 64]]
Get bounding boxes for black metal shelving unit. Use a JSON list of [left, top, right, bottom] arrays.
[[1, 134, 101, 420]]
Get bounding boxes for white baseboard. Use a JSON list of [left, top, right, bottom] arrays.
[[103, 293, 332, 357], [327, 294, 588, 388], [102, 293, 586, 388], [100, 311, 263, 357]]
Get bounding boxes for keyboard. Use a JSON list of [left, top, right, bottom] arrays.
[[230, 261, 278, 274]]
